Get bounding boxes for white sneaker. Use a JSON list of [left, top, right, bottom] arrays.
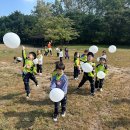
[[53, 115, 58, 122], [100, 88, 103, 92], [37, 85, 39, 88], [61, 112, 66, 117], [26, 93, 31, 99], [39, 73, 42, 76]]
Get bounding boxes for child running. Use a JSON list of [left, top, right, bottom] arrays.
[[95, 57, 108, 92], [50, 62, 68, 122], [74, 52, 80, 80], [22, 46, 39, 99], [76, 52, 95, 96], [37, 50, 43, 76]]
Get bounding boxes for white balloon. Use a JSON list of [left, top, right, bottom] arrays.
[[49, 88, 65, 102], [108, 45, 117, 53], [97, 71, 106, 79], [89, 45, 98, 54], [81, 63, 93, 73], [33, 58, 38, 64], [56, 48, 59, 51], [97, 57, 100, 62], [3, 32, 21, 48]]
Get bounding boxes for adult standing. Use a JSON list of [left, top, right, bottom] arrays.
[[48, 40, 53, 56]]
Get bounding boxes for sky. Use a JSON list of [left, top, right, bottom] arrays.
[[0, 0, 54, 16]]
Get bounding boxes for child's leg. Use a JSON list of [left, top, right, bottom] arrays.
[[74, 67, 78, 78], [37, 64, 39, 73], [95, 78, 99, 89], [54, 102, 59, 116], [99, 79, 104, 89], [30, 74, 38, 86], [23, 73, 30, 96], [88, 77, 95, 94], [77, 73, 88, 88], [61, 96, 67, 113], [39, 65, 42, 73]]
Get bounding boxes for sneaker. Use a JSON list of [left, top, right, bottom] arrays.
[[90, 93, 95, 96], [100, 88, 103, 92], [61, 112, 66, 117], [39, 73, 42, 76], [36, 85, 39, 88], [26, 93, 31, 99], [53, 114, 58, 122]]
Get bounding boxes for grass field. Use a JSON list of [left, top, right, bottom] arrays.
[[0, 44, 130, 130]]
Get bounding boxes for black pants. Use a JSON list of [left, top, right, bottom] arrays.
[[74, 67, 79, 78], [23, 72, 38, 96], [44, 52, 48, 56], [49, 50, 52, 55], [60, 57, 63, 62], [57, 53, 59, 57], [54, 96, 67, 116], [37, 64, 42, 73], [78, 73, 95, 93], [95, 78, 104, 89]]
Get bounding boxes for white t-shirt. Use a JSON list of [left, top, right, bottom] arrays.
[[59, 51, 63, 58], [37, 54, 43, 65]]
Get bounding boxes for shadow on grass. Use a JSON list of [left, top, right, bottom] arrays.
[[4, 110, 52, 129], [105, 117, 130, 129], [110, 98, 130, 105], [68, 85, 90, 97], [15, 97, 52, 106], [0, 92, 23, 100], [65, 72, 73, 77]]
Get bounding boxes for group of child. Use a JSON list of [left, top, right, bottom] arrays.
[[18, 45, 108, 122], [74, 50, 108, 96]]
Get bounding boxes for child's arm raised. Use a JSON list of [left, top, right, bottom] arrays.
[[22, 46, 27, 60]]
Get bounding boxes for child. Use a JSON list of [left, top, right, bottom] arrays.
[[37, 50, 43, 76], [13, 56, 22, 63], [65, 48, 69, 59], [95, 57, 108, 92], [59, 49, 63, 62], [44, 46, 49, 56], [101, 50, 107, 59], [50, 62, 68, 122], [74, 52, 80, 80], [56, 47, 60, 57], [80, 50, 88, 63], [76, 52, 95, 96], [22, 46, 39, 99]]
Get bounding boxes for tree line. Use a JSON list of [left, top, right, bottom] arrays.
[[0, 0, 130, 46]]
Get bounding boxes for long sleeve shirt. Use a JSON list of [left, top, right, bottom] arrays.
[[50, 74, 68, 95], [22, 50, 37, 74]]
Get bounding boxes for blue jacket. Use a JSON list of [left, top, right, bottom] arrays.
[[50, 74, 68, 94]]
